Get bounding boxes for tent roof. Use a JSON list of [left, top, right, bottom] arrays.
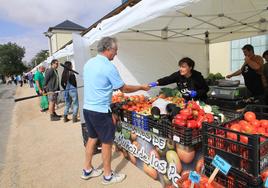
[[84, 0, 268, 45]]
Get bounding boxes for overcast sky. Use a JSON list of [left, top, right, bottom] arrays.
[[0, 0, 122, 62]]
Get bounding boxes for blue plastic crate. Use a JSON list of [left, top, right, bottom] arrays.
[[131, 112, 149, 131]]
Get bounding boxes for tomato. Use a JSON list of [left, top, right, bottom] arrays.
[[260, 120, 268, 129], [239, 120, 249, 126], [181, 179, 191, 188], [227, 124, 240, 140], [187, 120, 197, 128], [196, 116, 205, 128], [261, 169, 268, 181], [192, 110, 199, 117], [250, 119, 260, 127], [175, 114, 188, 121], [198, 109, 205, 116], [257, 127, 266, 135], [244, 111, 256, 122], [241, 123, 253, 134], [200, 175, 208, 184], [187, 101, 200, 110], [227, 132, 237, 140], [230, 123, 241, 131], [240, 135, 248, 144], [173, 119, 187, 127], [180, 108, 192, 117], [205, 113, 214, 123]]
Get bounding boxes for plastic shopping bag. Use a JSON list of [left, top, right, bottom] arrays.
[[40, 95, 48, 110]]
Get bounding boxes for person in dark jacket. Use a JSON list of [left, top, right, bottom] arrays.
[[150, 57, 209, 101], [227, 44, 264, 104], [61, 61, 79, 123], [44, 59, 61, 121]]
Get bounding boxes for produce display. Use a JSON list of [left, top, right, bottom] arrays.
[[112, 90, 268, 188], [203, 105, 268, 187]]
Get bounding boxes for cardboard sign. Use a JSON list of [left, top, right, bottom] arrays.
[[212, 155, 231, 175], [189, 171, 200, 183]]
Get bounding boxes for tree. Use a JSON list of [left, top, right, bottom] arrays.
[[0, 42, 27, 76], [30, 50, 49, 68]]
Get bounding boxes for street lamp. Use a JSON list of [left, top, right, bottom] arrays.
[[44, 31, 53, 56]]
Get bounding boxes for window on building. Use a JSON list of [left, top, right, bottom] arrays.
[[230, 34, 268, 83]]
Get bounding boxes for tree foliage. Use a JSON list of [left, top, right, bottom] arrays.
[[30, 50, 49, 68], [0, 42, 27, 76]]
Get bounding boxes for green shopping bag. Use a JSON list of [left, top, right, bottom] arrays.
[[40, 96, 48, 110]]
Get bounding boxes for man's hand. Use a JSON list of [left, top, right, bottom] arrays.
[[39, 89, 43, 95], [141, 84, 150, 91]]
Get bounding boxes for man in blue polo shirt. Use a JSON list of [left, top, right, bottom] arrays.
[[81, 37, 150, 185]]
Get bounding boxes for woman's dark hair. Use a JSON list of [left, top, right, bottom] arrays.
[[178, 57, 195, 70], [61, 61, 72, 86], [263, 50, 268, 58]]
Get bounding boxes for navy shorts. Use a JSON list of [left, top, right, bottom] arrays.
[[83, 109, 115, 143]]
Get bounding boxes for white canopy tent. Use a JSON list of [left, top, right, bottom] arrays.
[[72, 0, 268, 97]]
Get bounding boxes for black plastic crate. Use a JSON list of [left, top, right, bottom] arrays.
[[202, 105, 268, 177], [148, 118, 173, 138], [172, 124, 202, 146], [204, 157, 263, 188], [220, 108, 241, 121], [121, 110, 132, 124]]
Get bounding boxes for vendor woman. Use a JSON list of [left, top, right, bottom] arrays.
[[150, 57, 209, 101]]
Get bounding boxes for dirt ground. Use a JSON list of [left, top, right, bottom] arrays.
[[0, 86, 162, 188]]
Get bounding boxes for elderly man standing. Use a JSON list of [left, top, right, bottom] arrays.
[[81, 37, 150, 185], [44, 59, 61, 121]]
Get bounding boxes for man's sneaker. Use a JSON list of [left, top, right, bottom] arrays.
[[80, 168, 103, 180], [102, 172, 126, 185]]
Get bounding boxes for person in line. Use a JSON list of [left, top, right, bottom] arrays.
[[28, 72, 34, 88], [34, 66, 48, 112], [61, 61, 79, 123], [226, 44, 264, 103], [44, 59, 61, 121], [149, 57, 209, 101], [262, 50, 268, 105], [81, 37, 150, 185]]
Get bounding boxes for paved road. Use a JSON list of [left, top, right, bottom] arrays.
[[0, 84, 16, 174]]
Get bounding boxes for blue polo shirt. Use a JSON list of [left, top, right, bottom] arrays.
[[83, 54, 124, 113]]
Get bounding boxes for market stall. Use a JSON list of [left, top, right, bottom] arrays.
[[111, 91, 268, 187], [42, 0, 268, 187]]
